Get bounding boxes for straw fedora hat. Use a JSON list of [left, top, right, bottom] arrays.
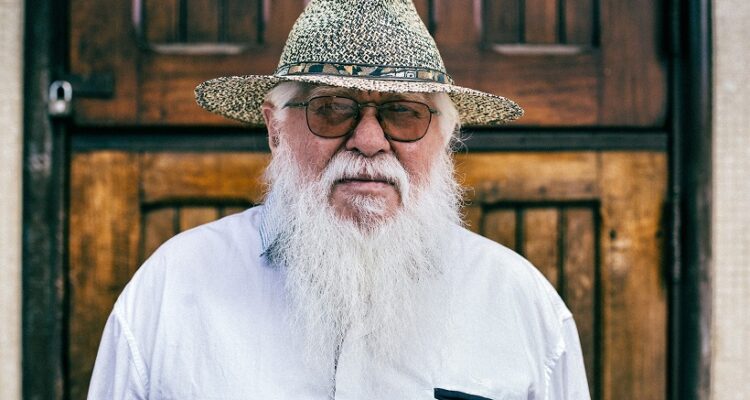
[[195, 0, 523, 126]]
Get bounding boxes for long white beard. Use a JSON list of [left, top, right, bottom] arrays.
[[262, 139, 462, 366]]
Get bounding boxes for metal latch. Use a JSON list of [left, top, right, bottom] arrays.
[[48, 80, 73, 117]]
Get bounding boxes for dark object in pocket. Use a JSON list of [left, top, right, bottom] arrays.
[[434, 387, 493, 400]]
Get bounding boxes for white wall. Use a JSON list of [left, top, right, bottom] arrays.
[[0, 0, 24, 399], [712, 1, 750, 399]]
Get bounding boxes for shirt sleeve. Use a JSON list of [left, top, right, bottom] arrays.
[[87, 306, 149, 400], [547, 317, 591, 400]]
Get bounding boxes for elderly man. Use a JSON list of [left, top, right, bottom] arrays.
[[88, 1, 590, 399]]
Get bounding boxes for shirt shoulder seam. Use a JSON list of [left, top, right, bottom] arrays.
[[113, 304, 151, 394]]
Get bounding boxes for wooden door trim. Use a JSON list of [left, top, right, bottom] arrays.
[[70, 128, 668, 153], [22, 0, 70, 398], [667, 0, 713, 398]]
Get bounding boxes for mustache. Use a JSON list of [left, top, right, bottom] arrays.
[[320, 152, 411, 199]]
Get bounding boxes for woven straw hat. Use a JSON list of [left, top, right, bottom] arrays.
[[195, 0, 523, 126]]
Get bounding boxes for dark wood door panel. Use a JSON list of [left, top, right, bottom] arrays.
[[69, 0, 667, 127]]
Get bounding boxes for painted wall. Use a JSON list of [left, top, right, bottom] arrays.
[[712, 1, 750, 399], [0, 0, 24, 398]]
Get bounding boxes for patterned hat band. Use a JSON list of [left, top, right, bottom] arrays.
[[275, 61, 455, 85]]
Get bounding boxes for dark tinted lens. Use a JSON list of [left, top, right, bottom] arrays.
[[306, 97, 358, 137], [378, 101, 432, 141]]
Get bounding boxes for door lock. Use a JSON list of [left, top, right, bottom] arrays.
[[48, 80, 73, 117]]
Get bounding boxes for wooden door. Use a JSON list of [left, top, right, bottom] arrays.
[[66, 0, 669, 399]]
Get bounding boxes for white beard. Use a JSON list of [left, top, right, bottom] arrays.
[[262, 138, 462, 367]]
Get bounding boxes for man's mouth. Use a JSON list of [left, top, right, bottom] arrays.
[[336, 174, 397, 187], [337, 177, 395, 186], [332, 175, 400, 197]]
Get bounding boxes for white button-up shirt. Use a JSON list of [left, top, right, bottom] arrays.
[[88, 206, 590, 399]]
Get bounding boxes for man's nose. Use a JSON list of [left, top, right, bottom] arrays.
[[344, 107, 391, 157]]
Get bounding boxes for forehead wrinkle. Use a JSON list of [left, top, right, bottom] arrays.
[[307, 85, 433, 103]]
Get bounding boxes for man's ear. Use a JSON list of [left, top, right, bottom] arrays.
[[261, 102, 281, 152]]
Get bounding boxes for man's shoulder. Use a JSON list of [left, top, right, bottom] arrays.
[[156, 205, 263, 257], [451, 225, 533, 277], [437, 228, 583, 398], [118, 206, 268, 303], [449, 225, 572, 321]]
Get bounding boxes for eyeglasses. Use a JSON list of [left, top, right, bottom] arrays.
[[284, 96, 440, 142]]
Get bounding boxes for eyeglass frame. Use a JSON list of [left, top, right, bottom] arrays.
[[283, 95, 441, 143]]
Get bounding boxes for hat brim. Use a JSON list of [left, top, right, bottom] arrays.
[[195, 74, 523, 126]]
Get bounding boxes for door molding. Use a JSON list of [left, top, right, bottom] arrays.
[[667, 0, 713, 398], [69, 127, 668, 153], [22, 0, 69, 398]]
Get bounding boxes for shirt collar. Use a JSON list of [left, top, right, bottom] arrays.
[[258, 202, 277, 256]]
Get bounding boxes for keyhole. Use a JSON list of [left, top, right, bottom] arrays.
[[49, 80, 73, 116]]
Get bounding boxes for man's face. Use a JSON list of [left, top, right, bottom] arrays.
[[261, 84, 461, 363], [263, 86, 451, 222]]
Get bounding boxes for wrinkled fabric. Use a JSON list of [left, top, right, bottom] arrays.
[[88, 206, 590, 400]]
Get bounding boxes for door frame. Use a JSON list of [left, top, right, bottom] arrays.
[[21, 0, 712, 398], [22, 0, 70, 398], [667, 0, 713, 398]]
